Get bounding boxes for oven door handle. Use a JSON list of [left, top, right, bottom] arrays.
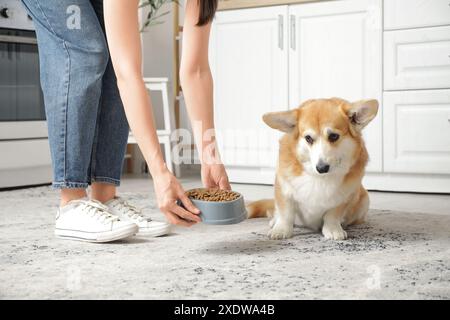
[[0, 35, 37, 45]]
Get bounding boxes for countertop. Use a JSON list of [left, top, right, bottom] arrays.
[[218, 0, 334, 11]]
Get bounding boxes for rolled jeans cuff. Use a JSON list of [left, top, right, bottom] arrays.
[[52, 181, 89, 189], [91, 176, 121, 186]]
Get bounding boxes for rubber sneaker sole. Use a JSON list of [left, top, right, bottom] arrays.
[[55, 224, 138, 243], [137, 224, 172, 237]]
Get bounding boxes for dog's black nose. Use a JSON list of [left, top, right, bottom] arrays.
[[316, 161, 330, 174]]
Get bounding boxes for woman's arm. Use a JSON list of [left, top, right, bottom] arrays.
[[180, 0, 231, 190], [103, 0, 200, 226]]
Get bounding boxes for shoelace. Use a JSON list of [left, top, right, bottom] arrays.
[[112, 199, 148, 222], [72, 199, 119, 224]]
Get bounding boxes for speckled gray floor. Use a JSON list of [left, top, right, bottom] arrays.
[[0, 175, 449, 299]]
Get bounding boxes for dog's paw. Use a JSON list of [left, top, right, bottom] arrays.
[[269, 217, 276, 228], [322, 224, 347, 240], [268, 222, 293, 240]]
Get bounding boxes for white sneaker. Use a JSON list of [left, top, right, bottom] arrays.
[[105, 197, 171, 237], [55, 198, 138, 243]]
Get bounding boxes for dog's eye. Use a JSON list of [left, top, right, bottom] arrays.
[[305, 135, 314, 145], [328, 133, 340, 142]]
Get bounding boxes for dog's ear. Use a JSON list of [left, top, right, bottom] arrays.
[[262, 109, 298, 133], [341, 99, 378, 132]]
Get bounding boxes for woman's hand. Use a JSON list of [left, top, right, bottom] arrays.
[[153, 169, 201, 227], [201, 163, 231, 190]]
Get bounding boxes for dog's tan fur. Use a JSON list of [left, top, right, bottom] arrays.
[[247, 98, 378, 240]]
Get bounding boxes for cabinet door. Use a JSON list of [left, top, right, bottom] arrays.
[[384, 0, 450, 30], [209, 6, 289, 183], [384, 26, 450, 91], [288, 0, 383, 172], [383, 90, 450, 174]]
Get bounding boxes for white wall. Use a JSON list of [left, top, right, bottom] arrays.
[[140, 1, 191, 131], [140, 2, 174, 130]]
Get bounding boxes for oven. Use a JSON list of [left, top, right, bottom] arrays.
[[0, 0, 51, 188]]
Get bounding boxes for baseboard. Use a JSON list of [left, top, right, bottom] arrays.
[[363, 172, 450, 194], [226, 166, 450, 193]]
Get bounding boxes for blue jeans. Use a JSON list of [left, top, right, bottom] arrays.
[[21, 0, 129, 188]]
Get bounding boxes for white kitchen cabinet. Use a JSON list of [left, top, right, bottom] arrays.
[[384, 26, 450, 91], [384, 0, 450, 30], [364, 89, 450, 193], [0, 139, 52, 188], [383, 89, 450, 174], [209, 6, 289, 183], [288, 0, 383, 172], [210, 0, 450, 192], [210, 0, 382, 183]]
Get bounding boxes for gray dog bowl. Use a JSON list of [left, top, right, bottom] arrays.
[[181, 189, 247, 225]]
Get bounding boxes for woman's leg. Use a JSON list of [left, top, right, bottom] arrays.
[[88, 0, 130, 203], [61, 189, 88, 205], [20, 0, 140, 243], [21, 0, 109, 206]]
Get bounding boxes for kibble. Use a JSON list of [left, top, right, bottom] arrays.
[[186, 188, 241, 202]]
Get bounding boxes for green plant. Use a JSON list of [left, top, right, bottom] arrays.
[[139, 0, 180, 31]]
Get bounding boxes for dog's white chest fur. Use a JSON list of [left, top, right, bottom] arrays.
[[280, 174, 350, 230]]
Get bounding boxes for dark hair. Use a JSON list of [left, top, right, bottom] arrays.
[[197, 0, 218, 26]]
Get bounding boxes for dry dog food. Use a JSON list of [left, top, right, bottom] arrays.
[[186, 188, 241, 202]]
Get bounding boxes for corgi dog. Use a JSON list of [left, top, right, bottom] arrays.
[[247, 98, 378, 240]]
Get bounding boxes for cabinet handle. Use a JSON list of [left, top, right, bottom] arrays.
[[278, 14, 284, 50], [290, 15, 296, 50]]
